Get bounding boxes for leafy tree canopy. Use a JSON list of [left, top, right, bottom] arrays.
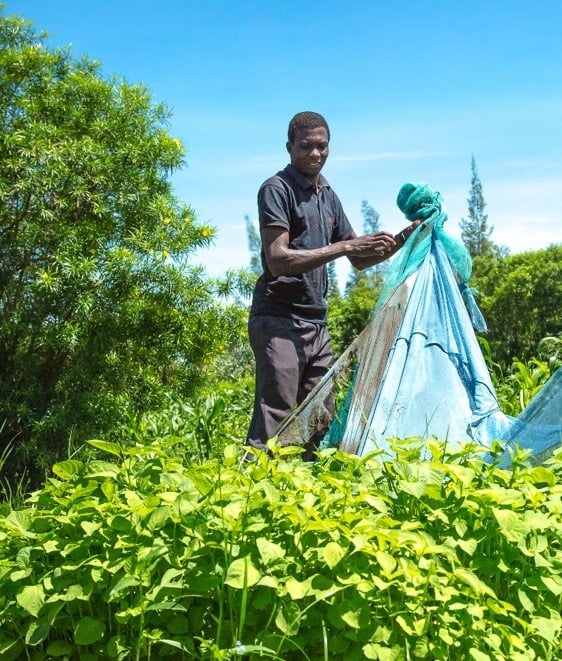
[[0, 9, 244, 485], [473, 245, 562, 365]]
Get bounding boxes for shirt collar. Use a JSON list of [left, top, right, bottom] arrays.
[[285, 164, 330, 191]]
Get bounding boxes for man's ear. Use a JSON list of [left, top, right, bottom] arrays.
[[286, 141, 291, 154]]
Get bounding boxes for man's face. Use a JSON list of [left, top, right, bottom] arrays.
[[286, 126, 329, 181]]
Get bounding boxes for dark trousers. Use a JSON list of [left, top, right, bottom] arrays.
[[246, 315, 334, 458]]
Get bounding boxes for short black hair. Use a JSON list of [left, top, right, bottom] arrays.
[[287, 111, 330, 144]]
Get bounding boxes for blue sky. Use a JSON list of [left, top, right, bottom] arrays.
[[9, 0, 562, 283]]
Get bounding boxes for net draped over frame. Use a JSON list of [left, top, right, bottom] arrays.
[[312, 182, 562, 464]]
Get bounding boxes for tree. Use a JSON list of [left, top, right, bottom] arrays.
[[0, 10, 242, 485], [345, 199, 382, 291], [327, 260, 340, 298], [459, 155, 499, 258], [327, 274, 383, 355], [472, 245, 562, 366], [361, 199, 380, 234], [329, 199, 383, 351], [244, 214, 262, 277]]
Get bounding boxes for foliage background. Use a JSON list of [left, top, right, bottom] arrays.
[[0, 11, 248, 486], [3, 440, 562, 659]]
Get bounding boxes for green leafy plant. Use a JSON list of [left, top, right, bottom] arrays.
[[2, 438, 562, 659], [481, 335, 561, 416], [0, 8, 249, 487]]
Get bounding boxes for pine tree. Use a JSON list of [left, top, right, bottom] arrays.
[[459, 156, 495, 257], [346, 199, 384, 286], [245, 214, 262, 276], [327, 260, 340, 298], [361, 199, 380, 234]]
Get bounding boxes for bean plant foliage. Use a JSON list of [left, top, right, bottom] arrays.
[[1, 437, 562, 660]]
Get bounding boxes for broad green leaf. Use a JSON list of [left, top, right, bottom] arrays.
[[275, 601, 301, 635], [376, 550, 397, 576], [25, 622, 50, 645], [364, 494, 388, 513], [518, 589, 535, 613], [541, 575, 562, 596], [109, 515, 132, 533], [323, 541, 346, 569], [455, 567, 496, 598], [16, 546, 31, 567], [80, 521, 101, 536], [397, 479, 427, 499], [5, 510, 34, 536], [446, 463, 476, 486], [395, 612, 426, 637], [60, 584, 86, 602], [159, 491, 179, 503], [108, 575, 140, 600], [223, 443, 239, 465], [106, 636, 128, 658], [165, 613, 190, 635], [457, 538, 478, 556], [532, 615, 559, 643], [74, 616, 105, 645], [285, 576, 314, 600], [529, 465, 556, 486], [101, 480, 115, 501], [492, 508, 530, 542], [224, 556, 261, 589], [362, 643, 396, 661], [256, 537, 285, 565], [86, 460, 120, 478], [159, 567, 185, 587], [16, 584, 45, 617], [258, 575, 279, 589], [173, 490, 200, 516], [339, 602, 370, 629], [147, 505, 172, 531], [46, 640, 74, 656], [52, 460, 84, 480], [523, 510, 554, 531], [477, 487, 524, 506], [260, 481, 281, 503], [87, 440, 123, 457], [0, 640, 23, 660], [10, 569, 32, 582], [220, 499, 245, 521], [42, 539, 59, 553]]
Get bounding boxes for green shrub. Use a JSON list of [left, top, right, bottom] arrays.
[[1, 438, 562, 659], [481, 335, 561, 416]]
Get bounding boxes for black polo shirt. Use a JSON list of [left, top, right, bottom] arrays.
[[250, 164, 354, 324]]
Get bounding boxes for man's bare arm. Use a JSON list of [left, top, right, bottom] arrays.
[[263, 227, 397, 276]]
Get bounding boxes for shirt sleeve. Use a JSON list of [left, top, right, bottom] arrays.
[[257, 180, 291, 232]]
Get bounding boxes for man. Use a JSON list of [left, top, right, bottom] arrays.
[[246, 111, 417, 459]]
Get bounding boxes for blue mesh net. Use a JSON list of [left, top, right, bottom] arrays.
[[322, 182, 562, 464]]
